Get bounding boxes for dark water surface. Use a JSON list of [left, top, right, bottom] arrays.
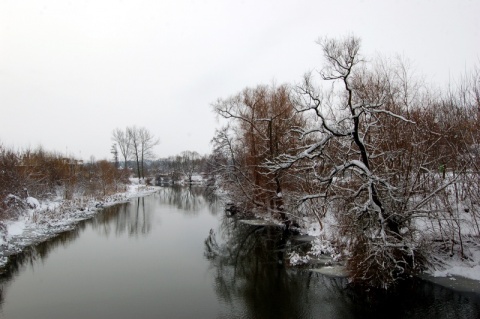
[[1, 187, 479, 318]]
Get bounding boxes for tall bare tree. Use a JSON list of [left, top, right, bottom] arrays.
[[128, 126, 159, 181], [112, 128, 132, 169], [139, 127, 160, 179]]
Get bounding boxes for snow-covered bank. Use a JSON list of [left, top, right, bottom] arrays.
[[218, 187, 480, 292], [426, 244, 480, 290], [0, 182, 159, 270], [289, 215, 480, 292]]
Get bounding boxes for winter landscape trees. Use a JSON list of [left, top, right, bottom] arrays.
[[212, 84, 306, 219], [1, 33, 478, 290], [154, 152, 209, 185], [1, 124, 161, 218], [111, 126, 159, 180], [212, 35, 480, 288], [0, 124, 162, 222], [176, 151, 202, 184], [111, 126, 209, 186], [0, 145, 129, 220]]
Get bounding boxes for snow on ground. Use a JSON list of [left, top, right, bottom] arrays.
[[429, 243, 480, 281], [0, 181, 159, 269], [25, 196, 40, 209], [413, 207, 480, 283], [5, 220, 26, 237], [433, 263, 480, 281], [289, 212, 344, 266], [293, 209, 480, 286]]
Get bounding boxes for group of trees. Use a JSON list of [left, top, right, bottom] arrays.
[[212, 35, 480, 288], [0, 145, 129, 218], [155, 151, 209, 184], [212, 84, 306, 219], [111, 126, 159, 180], [1, 124, 161, 217]]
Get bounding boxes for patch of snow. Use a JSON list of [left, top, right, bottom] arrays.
[[191, 174, 204, 182], [307, 222, 321, 236], [427, 239, 480, 282], [430, 253, 480, 281], [309, 266, 348, 277], [309, 238, 343, 262], [6, 219, 26, 237], [26, 196, 40, 209], [239, 219, 281, 227], [5, 194, 22, 203], [433, 265, 480, 281], [289, 252, 310, 265]]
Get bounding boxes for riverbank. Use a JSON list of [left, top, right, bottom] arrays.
[[232, 210, 480, 299], [291, 217, 480, 294], [0, 180, 159, 271], [232, 201, 480, 293]]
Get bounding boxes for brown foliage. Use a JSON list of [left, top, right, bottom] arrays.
[[213, 84, 307, 218], [212, 35, 480, 288], [0, 145, 129, 217]]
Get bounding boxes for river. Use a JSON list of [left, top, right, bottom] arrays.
[[1, 187, 479, 318]]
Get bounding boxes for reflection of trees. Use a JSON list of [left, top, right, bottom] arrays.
[[157, 186, 207, 214], [0, 198, 154, 308], [205, 218, 312, 318], [203, 186, 221, 216], [155, 185, 221, 216], [91, 198, 152, 237], [204, 217, 480, 319]]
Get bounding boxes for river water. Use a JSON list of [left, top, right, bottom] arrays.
[[0, 187, 479, 318]]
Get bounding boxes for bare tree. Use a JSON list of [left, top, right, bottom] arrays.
[[112, 128, 131, 169], [128, 126, 159, 181], [179, 150, 201, 184], [139, 127, 160, 179], [267, 35, 463, 288]]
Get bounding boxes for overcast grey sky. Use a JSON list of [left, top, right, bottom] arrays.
[[1, 0, 479, 160]]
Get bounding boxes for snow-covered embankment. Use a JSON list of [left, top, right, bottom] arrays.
[[0, 183, 158, 270]]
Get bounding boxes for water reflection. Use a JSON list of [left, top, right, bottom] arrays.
[[0, 187, 222, 318], [205, 218, 350, 318], [0, 226, 84, 308], [0, 198, 153, 310], [205, 217, 480, 319], [91, 198, 152, 237], [1, 189, 479, 318], [156, 185, 220, 215]]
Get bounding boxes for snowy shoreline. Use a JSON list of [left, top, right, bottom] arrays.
[[295, 218, 480, 293], [221, 192, 480, 293], [0, 183, 159, 271], [3, 183, 479, 295]]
